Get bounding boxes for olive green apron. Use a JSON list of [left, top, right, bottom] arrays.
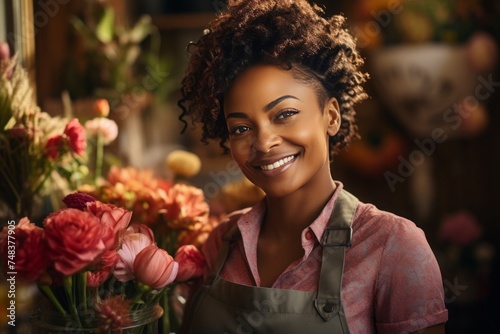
[[187, 190, 358, 334]]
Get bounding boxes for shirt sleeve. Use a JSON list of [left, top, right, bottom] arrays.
[[374, 218, 448, 334]]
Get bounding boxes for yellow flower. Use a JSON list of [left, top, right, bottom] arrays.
[[165, 150, 201, 178]]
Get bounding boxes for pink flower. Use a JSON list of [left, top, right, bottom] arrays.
[[95, 296, 133, 332], [87, 251, 119, 288], [0, 42, 10, 60], [93, 98, 110, 117], [1, 218, 48, 282], [45, 135, 63, 160], [124, 224, 155, 243], [64, 118, 87, 155], [134, 245, 178, 290], [114, 233, 153, 282], [63, 192, 96, 210], [85, 118, 118, 145], [174, 245, 205, 282], [438, 211, 483, 246], [43, 209, 114, 276], [85, 201, 132, 237], [87, 269, 112, 288]]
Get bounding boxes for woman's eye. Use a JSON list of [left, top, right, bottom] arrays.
[[276, 109, 298, 120], [230, 125, 250, 135]]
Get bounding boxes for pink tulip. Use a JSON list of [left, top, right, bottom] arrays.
[[174, 245, 205, 282], [123, 224, 155, 243], [114, 233, 153, 282], [134, 245, 178, 290]]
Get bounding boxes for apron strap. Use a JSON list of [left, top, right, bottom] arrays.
[[314, 189, 358, 333]]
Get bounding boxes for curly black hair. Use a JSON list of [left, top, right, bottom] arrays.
[[178, 0, 369, 157]]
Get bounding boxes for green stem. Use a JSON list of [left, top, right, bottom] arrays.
[[63, 276, 83, 328], [79, 272, 87, 312], [38, 285, 68, 317], [95, 132, 104, 185]]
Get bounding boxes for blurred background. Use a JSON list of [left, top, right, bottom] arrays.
[[1, 0, 499, 333]]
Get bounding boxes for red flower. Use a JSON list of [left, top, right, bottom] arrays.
[[43, 209, 114, 276], [174, 245, 205, 282], [64, 118, 87, 155], [63, 192, 96, 210], [134, 245, 178, 290], [45, 135, 63, 160], [1, 218, 48, 282]]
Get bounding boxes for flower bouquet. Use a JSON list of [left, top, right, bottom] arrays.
[[0, 42, 88, 219], [0, 192, 206, 333]]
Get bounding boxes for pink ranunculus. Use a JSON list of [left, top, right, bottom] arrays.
[[43, 209, 114, 276], [85, 118, 118, 145], [45, 135, 63, 160], [1, 218, 48, 282], [85, 201, 132, 237], [134, 245, 178, 290], [64, 118, 87, 155], [114, 233, 153, 282], [123, 224, 155, 243], [174, 245, 205, 282], [63, 192, 97, 210]]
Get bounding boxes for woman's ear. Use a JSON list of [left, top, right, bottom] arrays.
[[325, 98, 341, 136]]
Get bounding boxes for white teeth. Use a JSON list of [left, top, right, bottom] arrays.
[[261, 155, 295, 171]]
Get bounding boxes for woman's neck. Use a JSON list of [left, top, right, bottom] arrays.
[[262, 178, 337, 240]]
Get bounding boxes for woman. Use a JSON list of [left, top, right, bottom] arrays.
[[178, 1, 448, 333]]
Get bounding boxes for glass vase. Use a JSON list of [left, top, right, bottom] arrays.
[[31, 303, 163, 333]]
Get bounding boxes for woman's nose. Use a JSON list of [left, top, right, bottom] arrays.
[[252, 126, 282, 153]]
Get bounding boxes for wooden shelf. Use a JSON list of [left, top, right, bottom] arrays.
[[152, 12, 216, 30]]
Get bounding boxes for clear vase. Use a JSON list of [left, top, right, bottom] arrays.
[[31, 304, 163, 333]]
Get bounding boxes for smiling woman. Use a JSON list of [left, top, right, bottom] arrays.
[[177, 1, 448, 333]]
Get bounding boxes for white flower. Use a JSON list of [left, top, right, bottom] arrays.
[[85, 118, 119, 145]]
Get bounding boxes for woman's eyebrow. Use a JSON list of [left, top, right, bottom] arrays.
[[264, 95, 300, 112], [226, 95, 301, 119]]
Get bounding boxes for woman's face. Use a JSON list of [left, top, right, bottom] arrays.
[[223, 64, 340, 198]]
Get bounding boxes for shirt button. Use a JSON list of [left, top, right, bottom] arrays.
[[305, 231, 313, 240]]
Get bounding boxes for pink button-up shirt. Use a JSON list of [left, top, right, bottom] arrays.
[[202, 183, 448, 333]]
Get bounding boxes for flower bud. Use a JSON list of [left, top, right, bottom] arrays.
[[133, 245, 178, 290], [93, 98, 110, 117]]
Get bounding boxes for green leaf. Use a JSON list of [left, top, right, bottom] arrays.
[[96, 7, 115, 44], [129, 15, 153, 43]]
